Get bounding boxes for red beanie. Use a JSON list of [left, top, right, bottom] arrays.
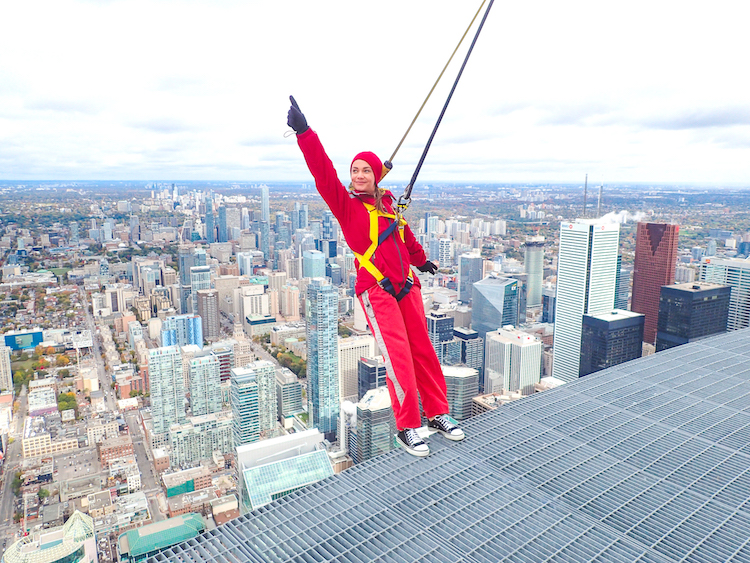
[[351, 151, 383, 186]]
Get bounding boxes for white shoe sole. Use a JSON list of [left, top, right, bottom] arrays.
[[395, 435, 430, 457], [431, 426, 465, 441]]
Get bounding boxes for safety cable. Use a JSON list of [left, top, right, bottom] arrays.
[[384, 0, 488, 169], [398, 0, 496, 212]]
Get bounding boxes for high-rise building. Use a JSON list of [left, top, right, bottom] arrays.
[[231, 361, 276, 445], [426, 311, 455, 364], [523, 237, 545, 307], [148, 346, 186, 435], [552, 219, 620, 382], [205, 199, 216, 244], [218, 206, 228, 243], [178, 246, 206, 314], [0, 345, 12, 393], [458, 254, 484, 303], [196, 289, 220, 342], [337, 335, 375, 403], [303, 250, 326, 278], [260, 220, 270, 262], [69, 221, 79, 245], [442, 366, 479, 421], [614, 255, 631, 310], [452, 327, 484, 374], [484, 327, 542, 395], [631, 223, 679, 344], [352, 387, 395, 464], [699, 257, 750, 331], [306, 278, 339, 441], [471, 275, 519, 341], [169, 411, 233, 466], [188, 354, 222, 416], [260, 184, 270, 223], [542, 287, 556, 323], [190, 265, 211, 315], [162, 314, 203, 348], [357, 356, 387, 401], [656, 282, 731, 351], [580, 310, 644, 376], [276, 367, 303, 420], [231, 366, 258, 446]]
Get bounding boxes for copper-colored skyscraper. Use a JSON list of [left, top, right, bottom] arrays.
[[631, 222, 679, 344]]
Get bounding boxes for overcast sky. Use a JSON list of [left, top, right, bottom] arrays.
[[1, 0, 749, 186]]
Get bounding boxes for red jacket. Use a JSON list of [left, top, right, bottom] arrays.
[[297, 128, 428, 296]]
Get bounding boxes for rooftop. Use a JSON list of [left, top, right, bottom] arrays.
[[150, 328, 750, 562]]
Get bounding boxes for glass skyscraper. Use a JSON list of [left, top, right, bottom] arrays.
[[471, 275, 519, 341], [149, 346, 186, 434], [231, 361, 277, 446], [306, 278, 339, 441], [552, 219, 620, 382], [188, 354, 222, 417]]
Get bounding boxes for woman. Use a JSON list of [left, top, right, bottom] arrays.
[[287, 96, 464, 457]]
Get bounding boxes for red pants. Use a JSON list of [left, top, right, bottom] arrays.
[[359, 284, 449, 430]]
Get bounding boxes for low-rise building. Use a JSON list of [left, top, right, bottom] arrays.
[[117, 513, 205, 563], [162, 466, 212, 498], [98, 435, 134, 468]]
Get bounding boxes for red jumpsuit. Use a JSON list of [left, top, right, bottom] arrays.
[[297, 128, 449, 430]]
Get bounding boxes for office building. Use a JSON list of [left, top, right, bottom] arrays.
[[168, 411, 233, 466], [356, 356, 385, 402], [631, 223, 679, 343], [196, 289, 220, 342], [552, 219, 620, 382], [656, 282, 731, 351], [352, 387, 395, 464], [337, 335, 375, 403], [188, 354, 221, 416], [148, 346, 185, 435], [580, 310, 645, 376], [303, 249, 326, 279], [178, 246, 206, 314], [190, 265, 211, 315], [453, 327, 484, 374], [442, 366, 479, 421], [205, 199, 216, 243], [523, 237, 545, 307], [542, 287, 556, 323], [484, 327, 542, 396], [458, 253, 484, 303], [471, 275, 519, 341], [231, 361, 277, 446], [614, 256, 631, 310], [700, 256, 750, 331], [426, 311, 456, 364], [0, 345, 11, 393], [162, 314, 203, 348], [306, 278, 339, 441], [276, 368, 303, 420]]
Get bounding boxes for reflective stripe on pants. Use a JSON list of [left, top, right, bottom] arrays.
[[359, 284, 449, 430]]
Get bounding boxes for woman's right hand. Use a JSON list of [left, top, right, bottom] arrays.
[[287, 95, 309, 135]]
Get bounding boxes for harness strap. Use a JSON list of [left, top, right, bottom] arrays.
[[353, 201, 413, 301]]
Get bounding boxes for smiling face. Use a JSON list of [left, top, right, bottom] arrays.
[[350, 159, 377, 195]]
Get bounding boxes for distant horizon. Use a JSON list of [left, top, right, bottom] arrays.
[[2, 180, 750, 191]]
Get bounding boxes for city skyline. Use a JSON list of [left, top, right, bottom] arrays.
[[1, 1, 748, 184]]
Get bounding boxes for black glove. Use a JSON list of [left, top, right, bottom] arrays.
[[287, 95, 308, 135], [417, 261, 438, 275]]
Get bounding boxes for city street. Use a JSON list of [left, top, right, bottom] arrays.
[[79, 287, 116, 412]]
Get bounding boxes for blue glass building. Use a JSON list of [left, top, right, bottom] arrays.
[[306, 278, 339, 441]]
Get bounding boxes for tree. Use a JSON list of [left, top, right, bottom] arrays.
[[56, 355, 70, 367], [38, 489, 50, 501]]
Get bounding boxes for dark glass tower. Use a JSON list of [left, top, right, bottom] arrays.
[[655, 282, 731, 351], [580, 310, 644, 376]]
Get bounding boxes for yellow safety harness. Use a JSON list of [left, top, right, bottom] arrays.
[[352, 201, 414, 301]]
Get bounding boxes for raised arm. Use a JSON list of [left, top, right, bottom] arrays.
[[288, 96, 350, 220]]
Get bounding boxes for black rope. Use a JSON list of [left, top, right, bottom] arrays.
[[399, 0, 496, 211]]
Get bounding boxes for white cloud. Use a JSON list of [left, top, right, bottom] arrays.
[[0, 0, 748, 183]]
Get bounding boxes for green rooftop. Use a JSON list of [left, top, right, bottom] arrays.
[[118, 513, 204, 562]]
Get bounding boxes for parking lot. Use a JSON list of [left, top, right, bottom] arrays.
[[54, 448, 101, 482]]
